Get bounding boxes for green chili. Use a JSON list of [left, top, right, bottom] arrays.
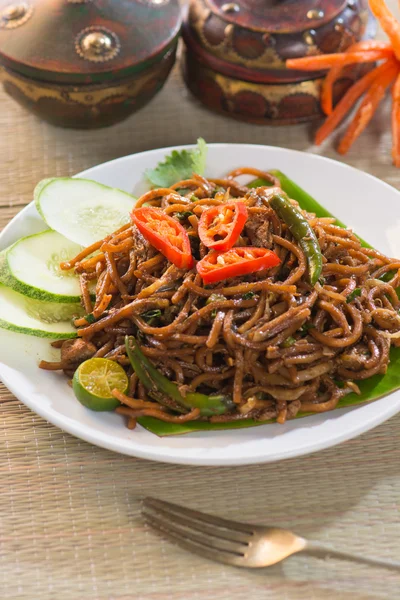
[[247, 177, 269, 189], [268, 191, 323, 286], [125, 336, 234, 417]]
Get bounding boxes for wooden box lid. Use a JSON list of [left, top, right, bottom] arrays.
[[0, 0, 181, 84], [183, 0, 372, 83]]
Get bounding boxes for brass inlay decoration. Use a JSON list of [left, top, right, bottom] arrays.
[[306, 8, 325, 19], [0, 2, 33, 29], [303, 29, 316, 45], [75, 27, 121, 63], [335, 17, 345, 31], [221, 3, 240, 13]]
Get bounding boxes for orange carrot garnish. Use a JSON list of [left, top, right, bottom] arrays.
[[337, 61, 399, 155], [391, 72, 400, 166], [285, 0, 400, 165], [369, 0, 400, 60], [286, 48, 394, 71], [316, 60, 397, 145], [320, 41, 392, 116]]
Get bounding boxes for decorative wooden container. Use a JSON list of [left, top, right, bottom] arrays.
[[0, 0, 181, 128], [182, 0, 376, 124]]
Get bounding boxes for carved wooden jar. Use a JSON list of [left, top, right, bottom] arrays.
[[0, 0, 181, 128], [182, 0, 376, 124]]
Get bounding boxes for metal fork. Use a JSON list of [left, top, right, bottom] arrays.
[[143, 497, 400, 570]]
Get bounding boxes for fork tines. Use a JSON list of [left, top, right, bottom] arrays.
[[142, 497, 253, 566]]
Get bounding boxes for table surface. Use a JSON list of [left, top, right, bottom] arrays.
[[1, 14, 400, 600]]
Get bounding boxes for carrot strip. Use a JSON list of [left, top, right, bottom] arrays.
[[320, 41, 391, 116], [286, 48, 394, 71], [315, 60, 397, 145], [369, 0, 400, 60], [337, 61, 398, 155], [392, 72, 400, 166]]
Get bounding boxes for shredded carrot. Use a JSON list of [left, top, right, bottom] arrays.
[[315, 60, 397, 145], [338, 61, 399, 154], [286, 48, 394, 71], [392, 72, 400, 166], [369, 0, 400, 60], [320, 41, 391, 116]]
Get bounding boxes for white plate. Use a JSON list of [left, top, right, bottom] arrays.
[[1, 144, 400, 466]]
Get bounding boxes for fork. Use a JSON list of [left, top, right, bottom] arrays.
[[143, 497, 400, 570]]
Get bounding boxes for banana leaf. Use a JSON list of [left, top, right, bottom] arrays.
[[139, 171, 400, 436]]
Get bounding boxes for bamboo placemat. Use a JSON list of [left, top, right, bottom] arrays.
[[1, 25, 400, 600]]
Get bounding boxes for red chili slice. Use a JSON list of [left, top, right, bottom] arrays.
[[131, 207, 194, 270], [198, 201, 248, 252], [196, 247, 281, 284]]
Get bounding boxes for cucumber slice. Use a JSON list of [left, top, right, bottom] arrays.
[[0, 284, 80, 338], [0, 230, 83, 303], [35, 178, 136, 246]]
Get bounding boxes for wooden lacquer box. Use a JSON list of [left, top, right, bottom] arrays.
[[0, 0, 181, 128], [182, 0, 376, 124]]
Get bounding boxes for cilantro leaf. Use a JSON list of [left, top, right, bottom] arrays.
[[146, 139, 208, 188], [346, 288, 362, 303]]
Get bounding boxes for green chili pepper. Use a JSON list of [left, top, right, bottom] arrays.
[[268, 192, 323, 286], [346, 288, 362, 303], [125, 336, 234, 417], [247, 177, 269, 189]]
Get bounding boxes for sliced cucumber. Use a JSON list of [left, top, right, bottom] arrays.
[[0, 284, 80, 338], [0, 230, 83, 303], [35, 178, 136, 246]]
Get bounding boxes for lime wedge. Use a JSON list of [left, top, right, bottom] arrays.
[[73, 358, 128, 411]]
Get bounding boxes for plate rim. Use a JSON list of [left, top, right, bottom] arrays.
[[1, 142, 400, 466]]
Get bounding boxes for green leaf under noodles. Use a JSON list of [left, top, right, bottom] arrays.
[[139, 171, 400, 436]]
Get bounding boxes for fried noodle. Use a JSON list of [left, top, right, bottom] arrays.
[[39, 168, 400, 428]]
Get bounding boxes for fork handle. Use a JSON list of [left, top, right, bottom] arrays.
[[304, 540, 400, 570]]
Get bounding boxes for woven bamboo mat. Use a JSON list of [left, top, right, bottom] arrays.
[[1, 20, 400, 599]]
